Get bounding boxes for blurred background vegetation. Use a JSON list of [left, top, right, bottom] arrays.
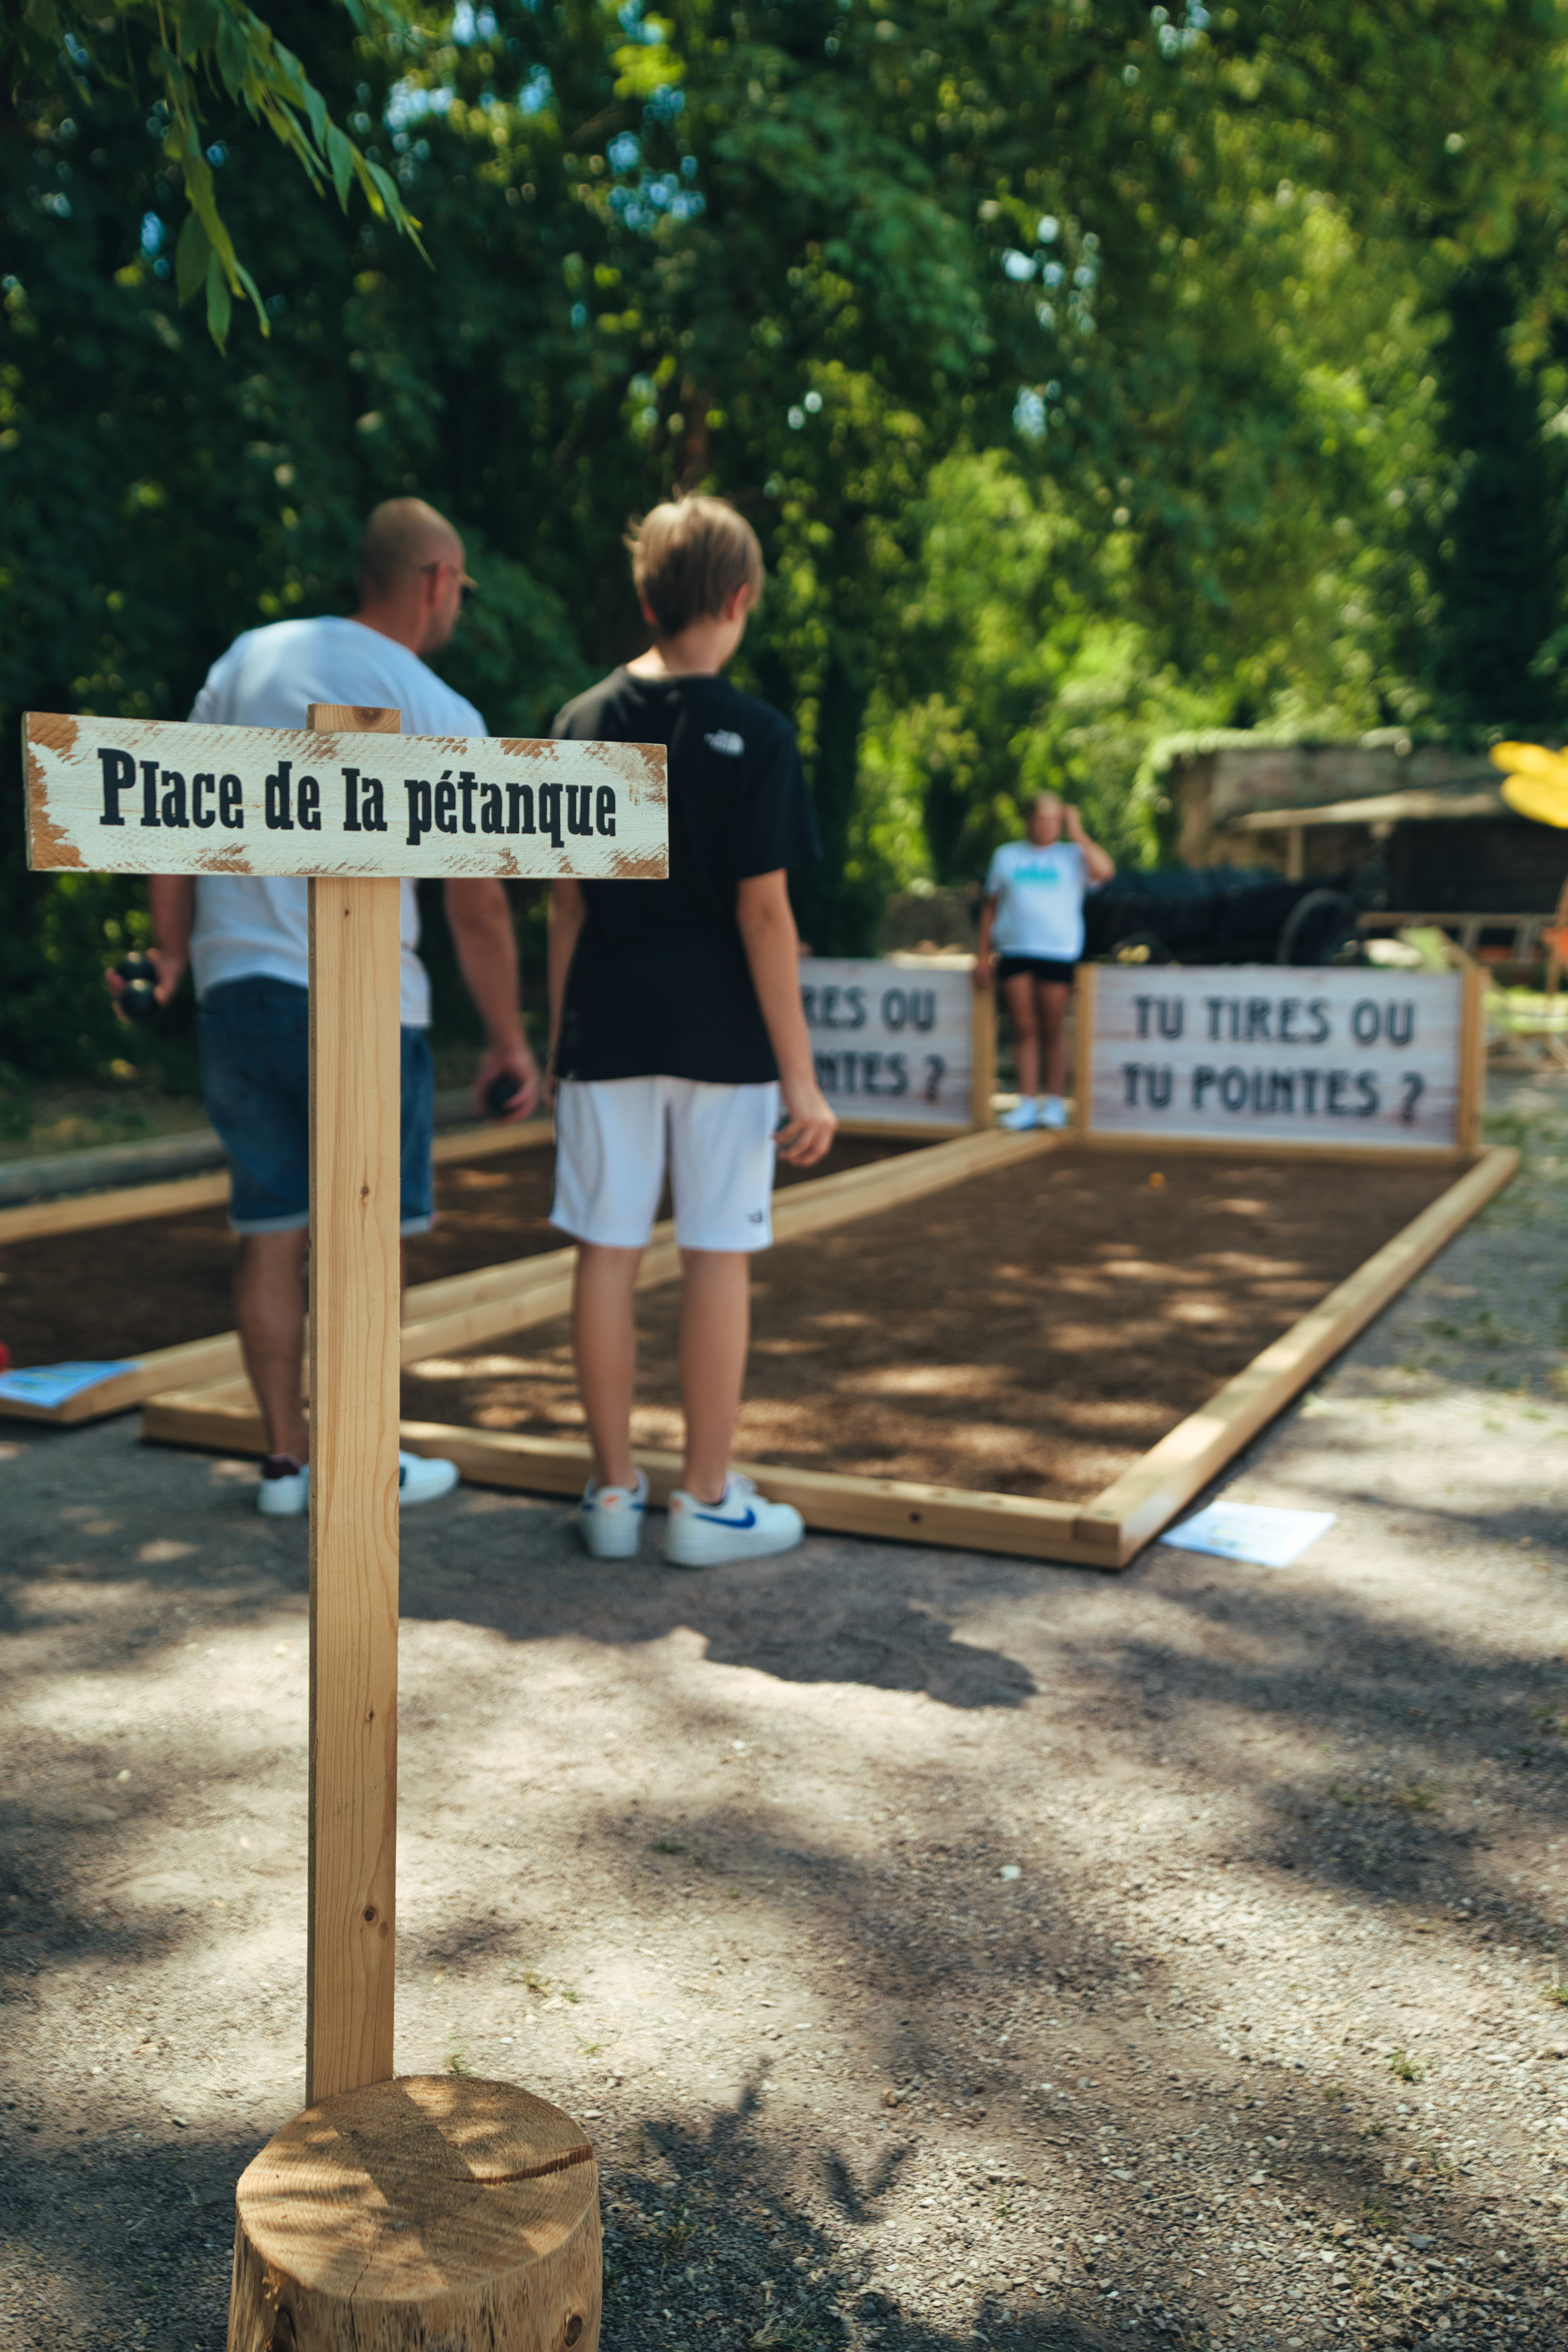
[[6, 0, 1568, 1117]]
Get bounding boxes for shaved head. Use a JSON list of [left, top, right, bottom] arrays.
[[357, 498, 462, 600]]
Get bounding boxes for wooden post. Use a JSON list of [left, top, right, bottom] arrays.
[[1455, 960, 1487, 1149], [20, 697, 667, 2352], [305, 702, 403, 2105], [1073, 961, 1097, 1133], [969, 962, 996, 1130]]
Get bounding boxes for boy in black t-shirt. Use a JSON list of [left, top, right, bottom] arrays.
[[548, 495, 837, 1566]]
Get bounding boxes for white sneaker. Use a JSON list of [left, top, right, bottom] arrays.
[[259, 1450, 458, 1514], [399, 1449, 459, 1506], [1039, 1095, 1069, 1130], [663, 1473, 804, 1568], [999, 1098, 1039, 1131], [258, 1455, 308, 1517], [578, 1468, 649, 1559]]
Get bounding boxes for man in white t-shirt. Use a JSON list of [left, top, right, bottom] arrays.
[[975, 790, 1114, 1129], [115, 499, 542, 1515]]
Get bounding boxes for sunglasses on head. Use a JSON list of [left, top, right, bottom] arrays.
[[421, 559, 476, 605]]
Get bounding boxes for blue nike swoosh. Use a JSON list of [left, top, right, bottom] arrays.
[[695, 1505, 757, 1529]]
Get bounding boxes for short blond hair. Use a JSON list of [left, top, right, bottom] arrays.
[[627, 495, 765, 638]]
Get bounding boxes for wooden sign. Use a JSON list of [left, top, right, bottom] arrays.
[[21, 711, 667, 879], [1077, 964, 1485, 1151], [23, 702, 625, 2351], [801, 954, 995, 1133]]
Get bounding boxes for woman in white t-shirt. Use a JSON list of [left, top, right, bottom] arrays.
[[975, 791, 1114, 1130]]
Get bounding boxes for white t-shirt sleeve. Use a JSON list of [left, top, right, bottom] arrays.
[[188, 635, 242, 724], [984, 846, 1008, 897]]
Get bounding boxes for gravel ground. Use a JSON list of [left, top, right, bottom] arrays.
[[1, 1078, 1566, 2351]]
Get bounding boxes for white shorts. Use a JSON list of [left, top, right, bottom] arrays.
[[551, 1076, 780, 1252]]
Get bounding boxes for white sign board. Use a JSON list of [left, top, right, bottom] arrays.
[[1084, 965, 1467, 1149], [801, 957, 975, 1127], [22, 712, 667, 880]]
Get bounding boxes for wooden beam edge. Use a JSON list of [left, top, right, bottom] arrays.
[[1073, 1132, 1476, 1171], [0, 1116, 551, 1253], [2, 1332, 246, 1426], [1087, 1142, 1519, 1557], [0, 1168, 232, 1247]]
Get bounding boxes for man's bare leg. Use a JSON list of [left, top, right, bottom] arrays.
[[573, 1243, 642, 1489], [678, 1248, 750, 1504], [235, 1227, 310, 1462], [1002, 972, 1040, 1099], [1039, 980, 1072, 1099]]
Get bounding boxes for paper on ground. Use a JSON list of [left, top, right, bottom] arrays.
[[1163, 1500, 1336, 1569], [0, 1361, 140, 1409]]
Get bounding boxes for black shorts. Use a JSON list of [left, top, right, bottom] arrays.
[[996, 955, 1077, 987]]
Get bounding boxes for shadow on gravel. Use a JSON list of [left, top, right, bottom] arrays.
[[606, 2093, 1135, 2352], [1, 2103, 1136, 2352], [0, 2114, 252, 2351]]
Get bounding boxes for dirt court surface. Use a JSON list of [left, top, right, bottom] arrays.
[[0, 1132, 914, 1368], [2, 1080, 1567, 2352], [403, 1148, 1455, 1504]]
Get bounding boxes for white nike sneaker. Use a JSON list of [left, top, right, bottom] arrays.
[[258, 1455, 309, 1517], [399, 1449, 460, 1506], [663, 1473, 804, 1568], [259, 1450, 457, 1515], [578, 1468, 649, 1559], [1039, 1095, 1069, 1130], [999, 1098, 1039, 1131]]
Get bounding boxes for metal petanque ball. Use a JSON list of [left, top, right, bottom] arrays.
[[114, 952, 159, 1024], [484, 1071, 526, 1120]]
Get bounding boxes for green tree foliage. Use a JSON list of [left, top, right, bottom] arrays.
[[1424, 260, 1564, 729], [6, 0, 1568, 1084], [4, 0, 425, 342]]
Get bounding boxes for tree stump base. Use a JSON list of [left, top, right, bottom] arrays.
[[226, 2075, 600, 2352]]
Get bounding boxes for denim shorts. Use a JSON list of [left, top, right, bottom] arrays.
[[198, 976, 435, 1235]]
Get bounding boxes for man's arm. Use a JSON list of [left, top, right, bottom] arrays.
[[443, 878, 541, 1121], [1064, 807, 1115, 886], [735, 869, 836, 1166], [106, 876, 195, 1015]]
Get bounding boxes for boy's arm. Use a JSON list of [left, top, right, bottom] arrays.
[[735, 870, 836, 1166], [106, 876, 195, 1015], [1064, 807, 1115, 885], [546, 880, 589, 1097], [444, 878, 541, 1121]]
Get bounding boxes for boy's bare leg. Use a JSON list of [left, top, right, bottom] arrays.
[[678, 1248, 750, 1504], [235, 1228, 310, 1462], [1002, 971, 1040, 1098], [573, 1242, 643, 1489], [1039, 980, 1072, 1098]]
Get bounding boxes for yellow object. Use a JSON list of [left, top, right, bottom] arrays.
[[1490, 741, 1568, 827], [1149, 1171, 1165, 1188], [1501, 773, 1568, 827]]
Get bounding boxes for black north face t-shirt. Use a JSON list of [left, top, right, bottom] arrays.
[[551, 668, 821, 1083]]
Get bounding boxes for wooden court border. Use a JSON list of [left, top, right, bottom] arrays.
[[139, 1129, 1517, 1569]]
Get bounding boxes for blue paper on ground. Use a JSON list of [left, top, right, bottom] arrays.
[[1163, 1501, 1336, 1569], [0, 1360, 140, 1409]]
